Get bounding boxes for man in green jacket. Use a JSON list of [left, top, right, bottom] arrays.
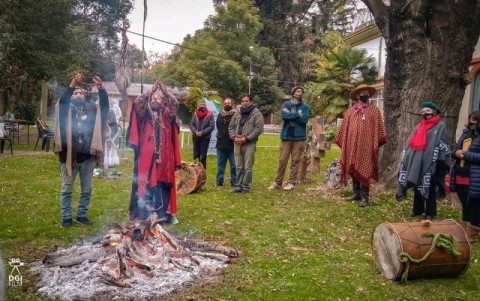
[[228, 95, 264, 193], [269, 86, 310, 191]]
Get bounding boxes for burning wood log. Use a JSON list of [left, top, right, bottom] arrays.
[[42, 245, 113, 267], [32, 214, 241, 300]]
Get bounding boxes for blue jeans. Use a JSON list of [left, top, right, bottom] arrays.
[[216, 149, 236, 185], [60, 159, 95, 220]]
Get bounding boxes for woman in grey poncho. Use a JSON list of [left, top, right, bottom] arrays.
[[396, 101, 451, 221]]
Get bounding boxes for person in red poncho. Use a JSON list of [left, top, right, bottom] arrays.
[[127, 79, 181, 224], [396, 101, 451, 221], [335, 84, 388, 207]]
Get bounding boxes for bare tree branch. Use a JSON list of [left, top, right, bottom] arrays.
[[361, 0, 389, 39]]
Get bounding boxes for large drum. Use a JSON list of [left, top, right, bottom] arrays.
[[175, 161, 207, 194], [372, 220, 470, 281]]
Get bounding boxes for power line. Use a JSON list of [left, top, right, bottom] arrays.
[[124, 28, 370, 88]]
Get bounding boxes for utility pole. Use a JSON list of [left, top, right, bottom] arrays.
[[248, 46, 253, 95]]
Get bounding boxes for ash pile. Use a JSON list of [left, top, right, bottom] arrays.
[[29, 214, 240, 300]]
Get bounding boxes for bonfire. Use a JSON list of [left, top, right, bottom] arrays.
[[29, 214, 240, 300]]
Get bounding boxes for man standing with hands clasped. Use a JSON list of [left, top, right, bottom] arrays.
[[268, 86, 310, 191], [229, 95, 264, 193], [189, 100, 214, 169]]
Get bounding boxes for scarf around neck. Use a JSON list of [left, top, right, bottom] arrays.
[[353, 102, 370, 114], [195, 108, 210, 120], [220, 108, 236, 118], [409, 115, 441, 151]]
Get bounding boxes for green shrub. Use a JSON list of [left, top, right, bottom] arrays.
[[323, 124, 338, 142]]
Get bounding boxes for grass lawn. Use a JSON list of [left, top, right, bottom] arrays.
[[1, 133, 479, 300]]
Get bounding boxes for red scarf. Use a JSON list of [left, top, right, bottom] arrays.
[[195, 108, 210, 120], [408, 115, 440, 150]]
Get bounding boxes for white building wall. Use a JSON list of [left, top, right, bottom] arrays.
[[456, 37, 480, 139], [352, 36, 386, 77]]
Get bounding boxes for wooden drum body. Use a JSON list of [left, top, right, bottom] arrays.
[[175, 161, 207, 194], [372, 220, 471, 281]]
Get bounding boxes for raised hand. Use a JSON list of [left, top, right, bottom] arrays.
[[149, 79, 163, 94], [93, 75, 104, 90], [70, 73, 84, 88]]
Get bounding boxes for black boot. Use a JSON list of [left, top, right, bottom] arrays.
[[345, 177, 361, 201], [359, 187, 369, 207]]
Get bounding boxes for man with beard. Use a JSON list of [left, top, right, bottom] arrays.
[[228, 95, 264, 193], [215, 98, 237, 187], [335, 84, 387, 207], [127, 79, 181, 224], [54, 73, 109, 228], [268, 86, 310, 191], [189, 99, 215, 169]]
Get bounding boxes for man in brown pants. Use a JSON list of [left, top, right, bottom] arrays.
[[268, 86, 310, 191]]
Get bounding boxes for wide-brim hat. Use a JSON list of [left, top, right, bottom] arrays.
[[349, 84, 376, 101]]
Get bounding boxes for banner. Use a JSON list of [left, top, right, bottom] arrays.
[[204, 97, 221, 155]]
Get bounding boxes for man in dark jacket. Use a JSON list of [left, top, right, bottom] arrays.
[[215, 98, 237, 186], [189, 99, 214, 169], [268, 86, 310, 191], [54, 73, 109, 228]]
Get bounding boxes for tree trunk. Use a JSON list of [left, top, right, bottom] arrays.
[[363, 0, 480, 188]]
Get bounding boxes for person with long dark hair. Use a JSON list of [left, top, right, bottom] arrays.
[[127, 79, 181, 224], [450, 111, 480, 223]]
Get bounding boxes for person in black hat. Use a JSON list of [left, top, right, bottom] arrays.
[[396, 101, 451, 221], [268, 86, 310, 191]]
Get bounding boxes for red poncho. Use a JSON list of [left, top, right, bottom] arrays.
[[334, 105, 387, 188], [128, 107, 181, 214]]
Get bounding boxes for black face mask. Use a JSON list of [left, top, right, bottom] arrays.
[[422, 113, 434, 120], [199, 107, 206, 112], [224, 105, 232, 111], [468, 122, 477, 131], [359, 95, 369, 103]]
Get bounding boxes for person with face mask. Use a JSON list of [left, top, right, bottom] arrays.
[[54, 73, 109, 228], [228, 95, 264, 193], [268, 86, 310, 191], [396, 101, 451, 222], [215, 98, 237, 187], [450, 111, 480, 226], [189, 99, 215, 169], [335, 84, 388, 207], [450, 111, 480, 242]]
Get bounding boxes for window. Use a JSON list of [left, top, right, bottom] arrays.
[[473, 71, 480, 111]]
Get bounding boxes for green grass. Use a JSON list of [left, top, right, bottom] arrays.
[[1, 133, 479, 300]]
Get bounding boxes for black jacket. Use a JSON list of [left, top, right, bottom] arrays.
[[216, 113, 235, 151]]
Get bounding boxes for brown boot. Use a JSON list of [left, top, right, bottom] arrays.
[[466, 223, 480, 244]]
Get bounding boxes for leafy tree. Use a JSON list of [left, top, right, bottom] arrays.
[[362, 0, 480, 186], [305, 35, 377, 121], [0, 0, 133, 117], [185, 87, 205, 113], [166, 0, 281, 115]]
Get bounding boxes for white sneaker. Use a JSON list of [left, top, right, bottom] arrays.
[[268, 182, 281, 191], [283, 183, 295, 191]]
